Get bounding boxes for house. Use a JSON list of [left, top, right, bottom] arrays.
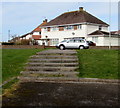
[[20, 7, 119, 46], [40, 7, 110, 46], [20, 19, 47, 45]]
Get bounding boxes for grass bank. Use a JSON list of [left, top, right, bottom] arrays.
[[2, 49, 43, 82], [77, 49, 119, 79]]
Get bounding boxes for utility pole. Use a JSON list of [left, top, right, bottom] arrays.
[[109, 0, 111, 50], [8, 30, 10, 42]]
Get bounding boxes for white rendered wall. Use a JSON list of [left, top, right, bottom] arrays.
[[87, 36, 120, 46], [86, 25, 109, 35], [20, 34, 32, 40], [87, 36, 104, 46], [41, 24, 109, 46], [41, 24, 87, 43], [33, 32, 40, 35], [103, 37, 119, 46]]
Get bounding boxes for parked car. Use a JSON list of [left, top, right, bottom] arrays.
[[56, 39, 89, 50], [87, 41, 96, 46]]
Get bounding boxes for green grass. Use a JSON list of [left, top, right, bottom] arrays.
[[2, 49, 43, 82], [0, 49, 2, 84], [77, 49, 119, 79]]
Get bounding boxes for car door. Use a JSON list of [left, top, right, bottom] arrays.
[[65, 39, 77, 48]]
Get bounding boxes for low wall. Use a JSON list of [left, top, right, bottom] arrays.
[[89, 46, 120, 50], [2, 45, 45, 49], [1, 45, 120, 50]]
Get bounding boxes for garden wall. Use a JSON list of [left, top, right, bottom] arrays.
[[1, 45, 120, 50], [89, 46, 120, 50], [2, 45, 45, 49]]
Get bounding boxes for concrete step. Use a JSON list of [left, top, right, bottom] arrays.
[[29, 59, 78, 63], [21, 71, 78, 75], [37, 52, 77, 55], [19, 76, 79, 83], [26, 62, 79, 67], [30, 55, 77, 59], [25, 66, 78, 71], [21, 71, 78, 77]]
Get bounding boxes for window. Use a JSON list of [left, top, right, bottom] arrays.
[[51, 38, 59, 45], [99, 26, 102, 30], [51, 27, 59, 31], [77, 25, 82, 29], [76, 40, 85, 43], [92, 37, 98, 43], [64, 26, 73, 30], [68, 39, 75, 43], [44, 28, 47, 32]]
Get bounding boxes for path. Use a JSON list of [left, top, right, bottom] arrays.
[[19, 49, 79, 82]]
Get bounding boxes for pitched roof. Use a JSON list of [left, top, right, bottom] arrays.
[[32, 19, 47, 32], [42, 8, 108, 27], [111, 30, 120, 34], [89, 30, 117, 36], [89, 30, 110, 35]]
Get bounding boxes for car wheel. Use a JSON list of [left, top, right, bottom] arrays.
[[79, 46, 84, 49], [59, 45, 65, 50]]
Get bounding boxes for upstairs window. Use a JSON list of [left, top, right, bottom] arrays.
[[64, 26, 73, 30], [51, 27, 59, 31], [77, 24, 82, 29], [99, 26, 102, 30], [44, 28, 47, 32]]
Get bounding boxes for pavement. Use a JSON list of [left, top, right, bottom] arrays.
[[2, 82, 119, 107]]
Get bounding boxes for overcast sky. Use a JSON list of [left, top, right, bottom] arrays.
[[1, 1, 119, 42]]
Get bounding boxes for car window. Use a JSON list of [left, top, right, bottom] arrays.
[[68, 39, 75, 43], [77, 40, 85, 43]]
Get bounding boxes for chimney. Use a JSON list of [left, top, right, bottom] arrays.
[[79, 7, 84, 11], [43, 19, 47, 23]]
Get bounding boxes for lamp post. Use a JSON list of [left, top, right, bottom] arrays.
[[109, 0, 111, 50]]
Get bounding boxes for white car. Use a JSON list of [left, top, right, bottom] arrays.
[[56, 39, 89, 50]]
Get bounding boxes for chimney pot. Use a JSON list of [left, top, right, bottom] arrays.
[[79, 7, 83, 11], [43, 19, 47, 23]]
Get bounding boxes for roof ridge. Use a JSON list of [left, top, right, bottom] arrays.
[[63, 10, 78, 14]]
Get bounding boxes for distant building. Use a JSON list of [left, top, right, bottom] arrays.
[[20, 19, 47, 45]]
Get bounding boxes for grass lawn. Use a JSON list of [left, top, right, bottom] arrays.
[[77, 49, 119, 79], [2, 49, 43, 82]]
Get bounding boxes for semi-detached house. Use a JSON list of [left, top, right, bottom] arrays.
[[40, 7, 113, 46], [20, 7, 119, 46]]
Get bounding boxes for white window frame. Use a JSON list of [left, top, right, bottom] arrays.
[[50, 38, 59, 45], [51, 27, 59, 31], [64, 25, 73, 30], [77, 24, 82, 29]]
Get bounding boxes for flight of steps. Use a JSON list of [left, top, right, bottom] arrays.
[[19, 49, 79, 83]]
